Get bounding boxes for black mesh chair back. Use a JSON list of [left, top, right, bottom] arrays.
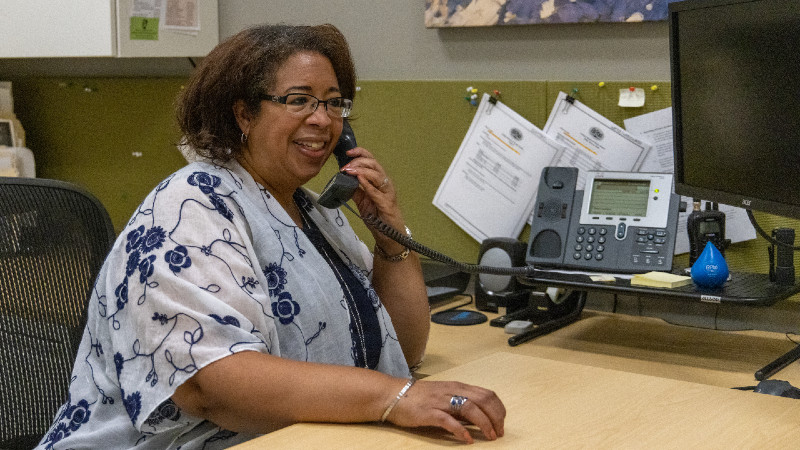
[[0, 177, 115, 449]]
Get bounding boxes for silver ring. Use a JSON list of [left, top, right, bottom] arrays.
[[449, 395, 468, 415], [378, 177, 389, 189]]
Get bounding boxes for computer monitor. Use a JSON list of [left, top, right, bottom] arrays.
[[669, 0, 800, 219]]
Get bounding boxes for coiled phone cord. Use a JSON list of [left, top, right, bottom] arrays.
[[350, 207, 536, 276]]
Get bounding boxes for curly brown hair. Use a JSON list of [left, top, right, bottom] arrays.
[[176, 24, 357, 161]]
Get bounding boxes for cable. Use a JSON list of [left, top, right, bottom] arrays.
[[364, 213, 536, 275], [746, 209, 800, 250], [433, 294, 474, 313], [345, 205, 536, 276]]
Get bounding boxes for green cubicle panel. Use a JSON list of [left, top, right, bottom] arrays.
[[9, 77, 188, 232], [8, 77, 800, 276]]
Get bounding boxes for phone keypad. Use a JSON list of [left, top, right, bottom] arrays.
[[572, 226, 670, 267], [572, 227, 608, 261]]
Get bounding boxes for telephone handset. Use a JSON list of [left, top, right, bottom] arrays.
[[318, 120, 360, 209], [526, 167, 680, 273]]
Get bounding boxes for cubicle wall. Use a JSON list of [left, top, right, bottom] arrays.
[[8, 77, 799, 281]]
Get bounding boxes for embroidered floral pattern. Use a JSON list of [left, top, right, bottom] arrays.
[[263, 262, 287, 296], [123, 391, 142, 424], [41, 397, 93, 449], [210, 314, 241, 327], [189, 171, 234, 222], [144, 399, 181, 426], [164, 245, 192, 274], [271, 291, 301, 325], [188, 171, 220, 194], [66, 400, 91, 431]]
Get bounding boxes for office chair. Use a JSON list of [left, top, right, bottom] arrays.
[[0, 177, 115, 449]]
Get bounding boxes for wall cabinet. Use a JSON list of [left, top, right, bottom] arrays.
[[0, 0, 217, 58]]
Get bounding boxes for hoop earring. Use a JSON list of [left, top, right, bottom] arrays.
[[240, 133, 248, 144]]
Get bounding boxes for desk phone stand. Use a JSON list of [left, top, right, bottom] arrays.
[[490, 290, 586, 346]]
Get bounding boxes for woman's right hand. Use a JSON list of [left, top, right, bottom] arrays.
[[385, 379, 506, 444]]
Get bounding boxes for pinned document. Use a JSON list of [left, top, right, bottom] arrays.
[[433, 94, 567, 242], [542, 92, 652, 190]]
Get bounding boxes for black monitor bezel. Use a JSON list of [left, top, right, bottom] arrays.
[[669, 0, 800, 220]]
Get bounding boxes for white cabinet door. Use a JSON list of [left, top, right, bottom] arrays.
[[0, 1, 116, 57]]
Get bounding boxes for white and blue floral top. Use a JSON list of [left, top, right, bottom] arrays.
[[36, 160, 409, 449]]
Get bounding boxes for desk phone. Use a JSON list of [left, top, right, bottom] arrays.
[[527, 167, 680, 273]]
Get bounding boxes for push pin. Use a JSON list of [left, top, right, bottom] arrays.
[[629, 86, 636, 92], [598, 81, 606, 88], [650, 85, 659, 91], [465, 86, 480, 106]]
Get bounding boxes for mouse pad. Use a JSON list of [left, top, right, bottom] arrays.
[[431, 310, 487, 326]]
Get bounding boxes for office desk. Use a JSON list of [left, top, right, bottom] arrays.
[[234, 309, 800, 448], [234, 351, 800, 448], [420, 307, 800, 388]]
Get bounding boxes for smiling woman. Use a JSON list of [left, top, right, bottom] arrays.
[[34, 23, 505, 449]]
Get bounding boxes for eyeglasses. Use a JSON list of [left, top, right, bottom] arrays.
[[261, 93, 353, 118]]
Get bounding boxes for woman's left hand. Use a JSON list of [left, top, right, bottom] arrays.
[[341, 147, 406, 248]]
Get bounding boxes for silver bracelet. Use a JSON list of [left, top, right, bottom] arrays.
[[380, 377, 416, 422]]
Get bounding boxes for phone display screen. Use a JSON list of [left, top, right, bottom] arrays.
[[588, 179, 650, 217]]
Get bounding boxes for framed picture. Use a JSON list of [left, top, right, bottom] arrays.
[[425, 0, 677, 27], [0, 119, 15, 147]]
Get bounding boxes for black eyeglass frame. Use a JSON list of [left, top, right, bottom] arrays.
[[261, 93, 353, 118]]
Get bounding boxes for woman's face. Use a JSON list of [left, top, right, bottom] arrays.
[[237, 51, 344, 194]]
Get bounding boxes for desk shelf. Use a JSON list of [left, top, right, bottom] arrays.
[[518, 270, 800, 306]]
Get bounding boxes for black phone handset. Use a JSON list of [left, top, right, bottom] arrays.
[[319, 121, 534, 276], [318, 120, 360, 209]]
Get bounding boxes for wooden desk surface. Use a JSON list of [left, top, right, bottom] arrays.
[[234, 352, 800, 448], [420, 304, 800, 388], [233, 302, 800, 448]]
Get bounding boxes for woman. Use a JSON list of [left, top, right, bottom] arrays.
[[37, 24, 505, 449]]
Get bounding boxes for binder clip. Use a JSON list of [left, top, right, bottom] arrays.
[[564, 88, 579, 113], [486, 89, 501, 115], [488, 89, 501, 105]]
